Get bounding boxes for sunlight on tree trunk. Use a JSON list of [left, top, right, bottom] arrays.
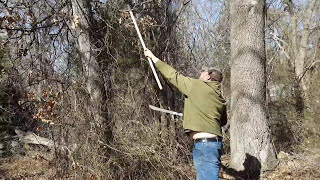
[[229, 0, 278, 176]]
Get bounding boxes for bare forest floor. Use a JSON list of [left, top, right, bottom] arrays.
[[221, 149, 320, 180], [0, 150, 56, 179], [0, 147, 319, 180]]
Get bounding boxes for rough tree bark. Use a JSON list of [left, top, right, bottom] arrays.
[[71, 0, 107, 128], [229, 0, 278, 176]]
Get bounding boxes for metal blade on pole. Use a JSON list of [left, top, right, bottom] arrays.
[[149, 105, 183, 117], [128, 5, 163, 90]]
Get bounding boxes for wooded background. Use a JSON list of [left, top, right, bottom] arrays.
[[0, 0, 319, 179]]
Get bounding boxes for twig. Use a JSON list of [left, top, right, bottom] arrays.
[[97, 140, 131, 156]]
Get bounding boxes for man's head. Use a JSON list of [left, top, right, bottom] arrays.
[[199, 67, 223, 82]]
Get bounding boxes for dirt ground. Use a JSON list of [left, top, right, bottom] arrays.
[[1, 149, 319, 180], [220, 150, 320, 180]]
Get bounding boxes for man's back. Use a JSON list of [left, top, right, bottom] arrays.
[[183, 79, 226, 137], [154, 60, 227, 136]]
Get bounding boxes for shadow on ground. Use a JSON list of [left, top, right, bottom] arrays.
[[222, 153, 261, 180]]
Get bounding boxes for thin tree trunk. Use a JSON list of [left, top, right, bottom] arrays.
[[229, 0, 277, 177], [289, 0, 317, 112], [295, 0, 316, 110]]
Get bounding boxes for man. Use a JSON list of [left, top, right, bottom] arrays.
[[144, 48, 227, 180]]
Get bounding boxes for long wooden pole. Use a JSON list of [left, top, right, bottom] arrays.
[[128, 5, 163, 90]]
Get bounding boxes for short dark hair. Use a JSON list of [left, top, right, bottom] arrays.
[[202, 67, 223, 82]]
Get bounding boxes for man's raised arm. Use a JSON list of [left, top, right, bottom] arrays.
[[144, 48, 192, 95]]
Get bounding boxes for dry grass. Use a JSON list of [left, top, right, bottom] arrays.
[[0, 151, 56, 180], [1, 147, 319, 180], [261, 149, 320, 180]]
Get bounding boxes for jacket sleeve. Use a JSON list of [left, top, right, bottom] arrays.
[[155, 60, 192, 95], [221, 107, 228, 126]]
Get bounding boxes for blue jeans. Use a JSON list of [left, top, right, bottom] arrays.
[[193, 140, 223, 180]]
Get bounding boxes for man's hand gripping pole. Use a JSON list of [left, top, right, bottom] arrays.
[[128, 5, 163, 90]]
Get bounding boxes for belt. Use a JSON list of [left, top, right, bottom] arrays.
[[194, 137, 222, 143]]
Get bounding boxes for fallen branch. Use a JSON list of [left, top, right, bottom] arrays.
[[14, 129, 54, 148]]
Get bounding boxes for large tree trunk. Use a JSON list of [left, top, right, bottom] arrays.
[[229, 0, 277, 177], [71, 0, 107, 128]]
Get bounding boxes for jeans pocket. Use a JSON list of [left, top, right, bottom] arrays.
[[193, 141, 203, 150], [203, 142, 222, 164], [193, 143, 202, 167], [207, 141, 223, 149]]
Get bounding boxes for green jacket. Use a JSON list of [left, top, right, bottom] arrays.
[[155, 60, 227, 137]]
